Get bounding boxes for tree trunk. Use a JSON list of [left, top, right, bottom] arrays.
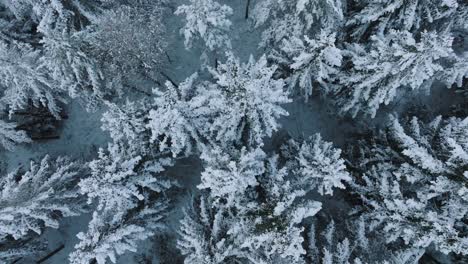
[[31, 135, 60, 141], [36, 244, 64, 263], [245, 0, 251, 19]]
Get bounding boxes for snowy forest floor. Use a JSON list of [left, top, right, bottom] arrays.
[[3, 0, 464, 263]]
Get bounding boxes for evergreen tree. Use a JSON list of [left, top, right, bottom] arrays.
[[335, 30, 455, 117], [440, 52, 468, 93], [0, 120, 30, 150], [231, 154, 321, 262], [146, 73, 221, 157], [0, 0, 108, 113], [208, 54, 291, 147], [197, 147, 266, 208], [177, 193, 241, 264], [281, 134, 351, 196], [77, 131, 176, 263], [179, 135, 350, 263], [70, 204, 168, 264], [350, 115, 468, 255], [307, 221, 361, 264], [0, 155, 84, 240], [348, 0, 462, 40], [306, 217, 424, 264], [101, 100, 153, 154], [0, 40, 63, 118], [273, 30, 342, 100], [0, 0, 169, 115], [0, 238, 45, 264], [252, 0, 344, 47], [80, 142, 174, 213], [147, 54, 290, 154], [81, 1, 168, 93], [175, 0, 233, 51]]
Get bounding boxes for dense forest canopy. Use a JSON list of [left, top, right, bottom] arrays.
[[0, 0, 466, 263]]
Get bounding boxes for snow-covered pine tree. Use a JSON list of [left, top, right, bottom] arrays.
[[439, 51, 468, 94], [0, 40, 63, 118], [208, 54, 291, 147], [186, 142, 349, 263], [146, 73, 222, 157], [0, 238, 46, 264], [197, 147, 265, 208], [177, 193, 242, 264], [0, 0, 109, 112], [306, 218, 424, 264], [101, 99, 153, 154], [69, 203, 168, 264], [0, 0, 168, 114], [76, 139, 175, 263], [79, 142, 174, 213], [347, 0, 462, 40], [39, 25, 104, 110], [231, 154, 322, 263], [0, 119, 30, 150], [0, 0, 108, 24], [451, 3, 468, 34], [81, 1, 168, 93], [281, 134, 351, 196], [175, 0, 233, 51], [147, 53, 290, 156], [335, 30, 455, 118], [252, 0, 344, 47], [386, 249, 427, 264], [307, 220, 361, 264], [102, 85, 215, 160], [184, 131, 353, 262], [147, 54, 290, 155], [350, 115, 468, 255], [0, 155, 84, 240], [272, 30, 342, 100]]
